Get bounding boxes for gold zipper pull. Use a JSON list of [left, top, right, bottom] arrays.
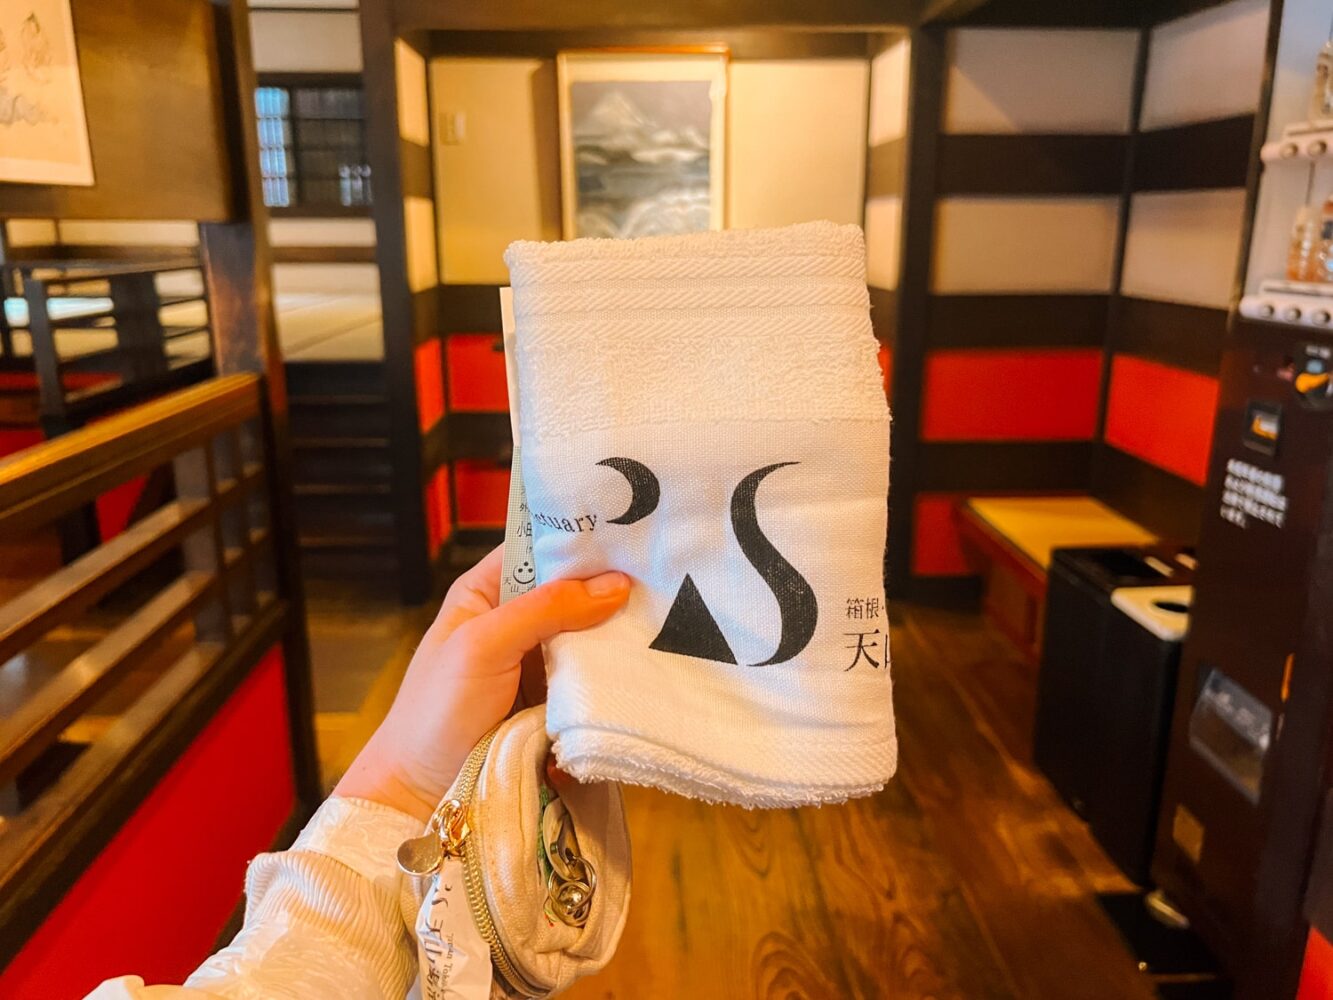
[[437, 799, 471, 858], [396, 831, 444, 877], [397, 798, 470, 876]]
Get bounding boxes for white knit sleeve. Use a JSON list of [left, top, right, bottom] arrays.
[[85, 796, 423, 1000]]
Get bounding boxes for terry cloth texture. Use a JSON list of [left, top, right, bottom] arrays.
[[504, 221, 895, 808]]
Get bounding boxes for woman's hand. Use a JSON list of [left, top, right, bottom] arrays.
[[334, 546, 630, 822]]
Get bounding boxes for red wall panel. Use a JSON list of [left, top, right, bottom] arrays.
[[414, 337, 446, 433], [1104, 355, 1218, 486], [921, 348, 1103, 441], [1299, 929, 1333, 1000], [447, 334, 508, 413], [912, 493, 972, 577], [0, 372, 114, 392], [0, 427, 43, 458], [425, 466, 452, 557], [95, 477, 147, 540], [454, 459, 508, 528], [0, 647, 296, 998]]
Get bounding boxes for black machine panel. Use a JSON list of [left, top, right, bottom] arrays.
[[1153, 321, 1333, 999]]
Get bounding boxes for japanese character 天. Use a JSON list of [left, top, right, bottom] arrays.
[[844, 629, 883, 670]]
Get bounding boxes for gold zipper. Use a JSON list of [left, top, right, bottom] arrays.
[[441, 725, 544, 998]]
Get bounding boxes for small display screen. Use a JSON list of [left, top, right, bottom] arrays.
[[1189, 668, 1273, 804], [1243, 400, 1281, 457]]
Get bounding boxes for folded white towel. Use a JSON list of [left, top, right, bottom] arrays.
[[504, 221, 895, 808]]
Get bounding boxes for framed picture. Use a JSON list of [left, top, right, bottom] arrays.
[[0, 0, 94, 186], [557, 50, 727, 240]]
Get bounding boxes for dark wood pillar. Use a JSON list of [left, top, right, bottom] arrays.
[[885, 28, 944, 600], [199, 0, 321, 809], [361, 1, 435, 603]]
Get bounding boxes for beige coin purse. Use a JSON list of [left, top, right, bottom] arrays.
[[398, 705, 632, 998]]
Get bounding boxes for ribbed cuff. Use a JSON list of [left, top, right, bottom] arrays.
[[292, 796, 424, 897]]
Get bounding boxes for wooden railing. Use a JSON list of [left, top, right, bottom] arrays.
[[0, 374, 289, 954], [1, 259, 215, 436]]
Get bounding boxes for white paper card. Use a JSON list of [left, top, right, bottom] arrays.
[[413, 857, 494, 1000], [498, 287, 537, 604]]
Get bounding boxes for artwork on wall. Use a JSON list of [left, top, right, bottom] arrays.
[[557, 50, 727, 240], [0, 0, 93, 186]]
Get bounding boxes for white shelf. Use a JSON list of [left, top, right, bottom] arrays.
[[1260, 278, 1333, 297], [1260, 120, 1333, 164], [1241, 284, 1333, 327]]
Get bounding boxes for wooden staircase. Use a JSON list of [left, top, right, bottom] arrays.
[[286, 360, 398, 582]]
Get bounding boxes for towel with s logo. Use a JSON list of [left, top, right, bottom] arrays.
[[504, 221, 895, 808]]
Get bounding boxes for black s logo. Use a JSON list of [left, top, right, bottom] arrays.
[[598, 458, 818, 666]]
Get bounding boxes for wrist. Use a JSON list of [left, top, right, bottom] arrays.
[[333, 740, 442, 824]]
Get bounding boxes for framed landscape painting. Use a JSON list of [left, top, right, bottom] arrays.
[[0, 0, 93, 186], [557, 50, 727, 240]]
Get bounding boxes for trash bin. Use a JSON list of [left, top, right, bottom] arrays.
[[1035, 546, 1194, 856], [1091, 586, 1191, 882]]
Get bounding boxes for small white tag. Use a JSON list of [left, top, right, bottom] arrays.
[[498, 287, 536, 605], [414, 857, 494, 1000], [500, 443, 536, 605]]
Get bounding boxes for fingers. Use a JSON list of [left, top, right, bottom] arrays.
[[423, 546, 506, 644], [451, 571, 630, 673], [442, 544, 505, 612]]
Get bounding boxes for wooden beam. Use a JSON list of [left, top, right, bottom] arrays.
[[951, 0, 1145, 27], [918, 441, 1094, 492], [927, 294, 1109, 349], [270, 245, 377, 264], [936, 134, 1127, 196], [1091, 25, 1149, 503], [917, 0, 994, 24], [2, 245, 199, 264], [204, 0, 321, 805], [1131, 115, 1255, 192], [1110, 298, 1226, 376], [1089, 444, 1203, 543], [361, 7, 434, 603], [885, 28, 944, 598], [395, 0, 919, 32], [440, 284, 505, 333], [430, 28, 882, 59]]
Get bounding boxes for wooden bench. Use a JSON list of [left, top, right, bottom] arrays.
[[957, 496, 1158, 660]]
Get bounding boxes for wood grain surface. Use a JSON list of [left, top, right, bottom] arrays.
[[563, 605, 1155, 1000]]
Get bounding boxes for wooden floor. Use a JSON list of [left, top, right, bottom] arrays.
[[304, 578, 435, 792], [314, 597, 1156, 1000], [565, 604, 1154, 1000]]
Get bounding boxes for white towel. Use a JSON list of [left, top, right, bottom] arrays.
[[504, 221, 895, 808]]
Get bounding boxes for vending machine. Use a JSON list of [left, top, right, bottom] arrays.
[[1153, 3, 1333, 998]]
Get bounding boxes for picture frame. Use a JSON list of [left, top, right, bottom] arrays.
[[0, 0, 94, 186], [556, 49, 728, 240]]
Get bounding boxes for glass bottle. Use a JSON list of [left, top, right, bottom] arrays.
[[1290, 204, 1320, 281], [1316, 194, 1333, 284], [1315, 21, 1333, 122]]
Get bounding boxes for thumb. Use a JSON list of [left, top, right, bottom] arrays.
[[450, 571, 630, 671]]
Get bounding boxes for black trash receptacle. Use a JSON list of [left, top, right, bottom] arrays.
[[1088, 586, 1191, 883], [1035, 546, 1193, 851]]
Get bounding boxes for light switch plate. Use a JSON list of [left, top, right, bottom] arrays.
[[440, 110, 465, 144]]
